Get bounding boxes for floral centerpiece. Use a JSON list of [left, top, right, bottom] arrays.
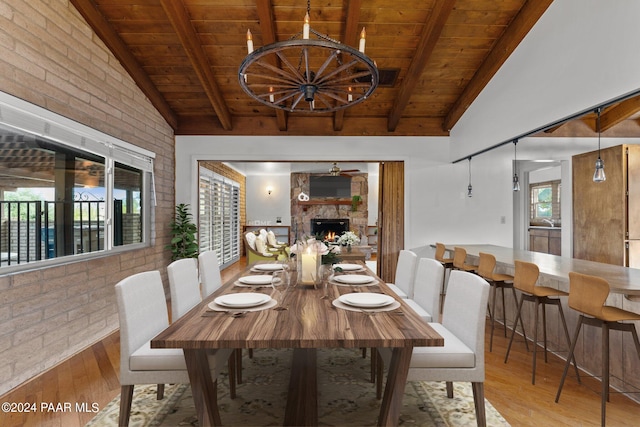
[[337, 231, 361, 247], [290, 237, 343, 286]]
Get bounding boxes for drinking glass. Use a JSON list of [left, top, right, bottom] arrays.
[[271, 270, 289, 309]]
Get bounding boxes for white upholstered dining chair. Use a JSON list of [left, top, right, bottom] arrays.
[[167, 258, 202, 319], [385, 249, 418, 299], [115, 270, 232, 427], [403, 257, 444, 322], [377, 270, 491, 427], [167, 258, 239, 396], [198, 250, 223, 298]]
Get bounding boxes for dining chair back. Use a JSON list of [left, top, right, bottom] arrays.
[[556, 272, 640, 427], [377, 270, 491, 426], [385, 249, 417, 299], [170, 256, 243, 397], [115, 270, 231, 426], [167, 258, 202, 320], [404, 257, 444, 322], [198, 250, 222, 298]]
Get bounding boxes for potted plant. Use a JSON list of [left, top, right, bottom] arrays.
[[351, 195, 362, 211], [167, 203, 198, 260]]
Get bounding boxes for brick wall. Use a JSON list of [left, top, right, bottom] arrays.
[[0, 0, 175, 395]]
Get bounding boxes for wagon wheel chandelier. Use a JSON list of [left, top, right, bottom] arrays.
[[238, 0, 379, 113]]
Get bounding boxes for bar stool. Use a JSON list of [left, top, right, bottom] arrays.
[[555, 272, 640, 427], [435, 242, 454, 313], [476, 252, 526, 352], [452, 246, 477, 273], [504, 260, 578, 384]]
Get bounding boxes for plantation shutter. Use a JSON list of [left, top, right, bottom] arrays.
[[198, 167, 240, 268]]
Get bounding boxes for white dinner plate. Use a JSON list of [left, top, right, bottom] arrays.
[[238, 275, 274, 285], [333, 263, 364, 271], [213, 293, 271, 308], [338, 293, 395, 308], [252, 264, 284, 272], [333, 274, 375, 285]]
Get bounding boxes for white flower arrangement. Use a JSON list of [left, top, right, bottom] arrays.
[[337, 231, 360, 246]]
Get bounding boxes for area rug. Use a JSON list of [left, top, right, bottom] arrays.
[[86, 348, 509, 426]]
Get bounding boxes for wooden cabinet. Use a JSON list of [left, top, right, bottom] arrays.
[[243, 225, 291, 245], [529, 228, 561, 255], [572, 144, 640, 265]]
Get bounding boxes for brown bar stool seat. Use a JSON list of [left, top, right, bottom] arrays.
[[452, 246, 478, 273], [477, 252, 527, 352], [435, 242, 454, 312], [504, 260, 578, 384], [555, 272, 640, 427]]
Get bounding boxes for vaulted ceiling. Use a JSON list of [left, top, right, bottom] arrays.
[[70, 0, 640, 138]]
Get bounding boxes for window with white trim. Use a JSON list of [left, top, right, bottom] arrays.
[[198, 167, 240, 269], [0, 92, 153, 269]]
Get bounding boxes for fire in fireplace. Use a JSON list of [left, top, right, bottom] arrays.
[[311, 218, 349, 242]]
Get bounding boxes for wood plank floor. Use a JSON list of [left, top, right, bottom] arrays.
[[2, 259, 640, 427]]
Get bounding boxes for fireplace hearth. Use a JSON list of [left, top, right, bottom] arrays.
[[311, 218, 349, 241]]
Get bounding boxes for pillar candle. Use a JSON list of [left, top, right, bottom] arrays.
[[300, 251, 317, 283]]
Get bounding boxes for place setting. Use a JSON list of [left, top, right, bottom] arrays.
[[202, 291, 277, 317], [329, 264, 377, 286], [250, 263, 286, 273], [332, 292, 400, 313]]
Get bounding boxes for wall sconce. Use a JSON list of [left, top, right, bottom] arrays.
[[266, 186, 274, 196]]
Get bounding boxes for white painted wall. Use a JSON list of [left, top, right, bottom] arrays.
[[246, 174, 291, 225], [450, 0, 640, 161]]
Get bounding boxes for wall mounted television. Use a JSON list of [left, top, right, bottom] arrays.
[[309, 175, 351, 198]]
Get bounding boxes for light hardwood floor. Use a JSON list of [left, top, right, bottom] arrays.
[[2, 259, 640, 427]]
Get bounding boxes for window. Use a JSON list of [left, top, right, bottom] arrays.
[[198, 167, 240, 268], [530, 180, 561, 224], [0, 92, 154, 269]]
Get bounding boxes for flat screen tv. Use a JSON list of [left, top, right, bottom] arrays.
[[309, 175, 351, 198]]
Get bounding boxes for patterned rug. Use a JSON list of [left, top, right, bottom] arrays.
[[86, 348, 509, 427]]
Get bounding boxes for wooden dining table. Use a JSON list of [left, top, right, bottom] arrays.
[[151, 261, 443, 426]]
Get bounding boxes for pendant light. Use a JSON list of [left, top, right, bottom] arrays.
[[593, 107, 606, 182], [467, 157, 473, 197], [512, 139, 520, 191]]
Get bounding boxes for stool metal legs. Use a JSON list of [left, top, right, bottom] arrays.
[[556, 316, 640, 427], [488, 282, 524, 352], [505, 293, 579, 385]]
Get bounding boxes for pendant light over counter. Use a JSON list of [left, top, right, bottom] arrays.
[[512, 139, 520, 191], [593, 107, 606, 183]]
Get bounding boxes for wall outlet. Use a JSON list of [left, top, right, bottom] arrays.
[[500, 216, 506, 224]]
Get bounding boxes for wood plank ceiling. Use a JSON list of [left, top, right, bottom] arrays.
[[68, 0, 640, 137]]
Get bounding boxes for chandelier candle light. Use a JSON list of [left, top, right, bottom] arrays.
[[239, 1, 378, 113]]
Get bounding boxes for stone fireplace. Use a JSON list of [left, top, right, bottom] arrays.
[[290, 172, 368, 242], [311, 218, 349, 241]]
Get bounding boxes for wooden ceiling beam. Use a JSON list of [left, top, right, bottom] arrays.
[[176, 115, 448, 137], [160, 0, 233, 131], [443, 0, 553, 132], [69, 0, 178, 130], [334, 0, 363, 132], [256, 0, 288, 131], [387, 0, 456, 132], [599, 95, 640, 132]]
